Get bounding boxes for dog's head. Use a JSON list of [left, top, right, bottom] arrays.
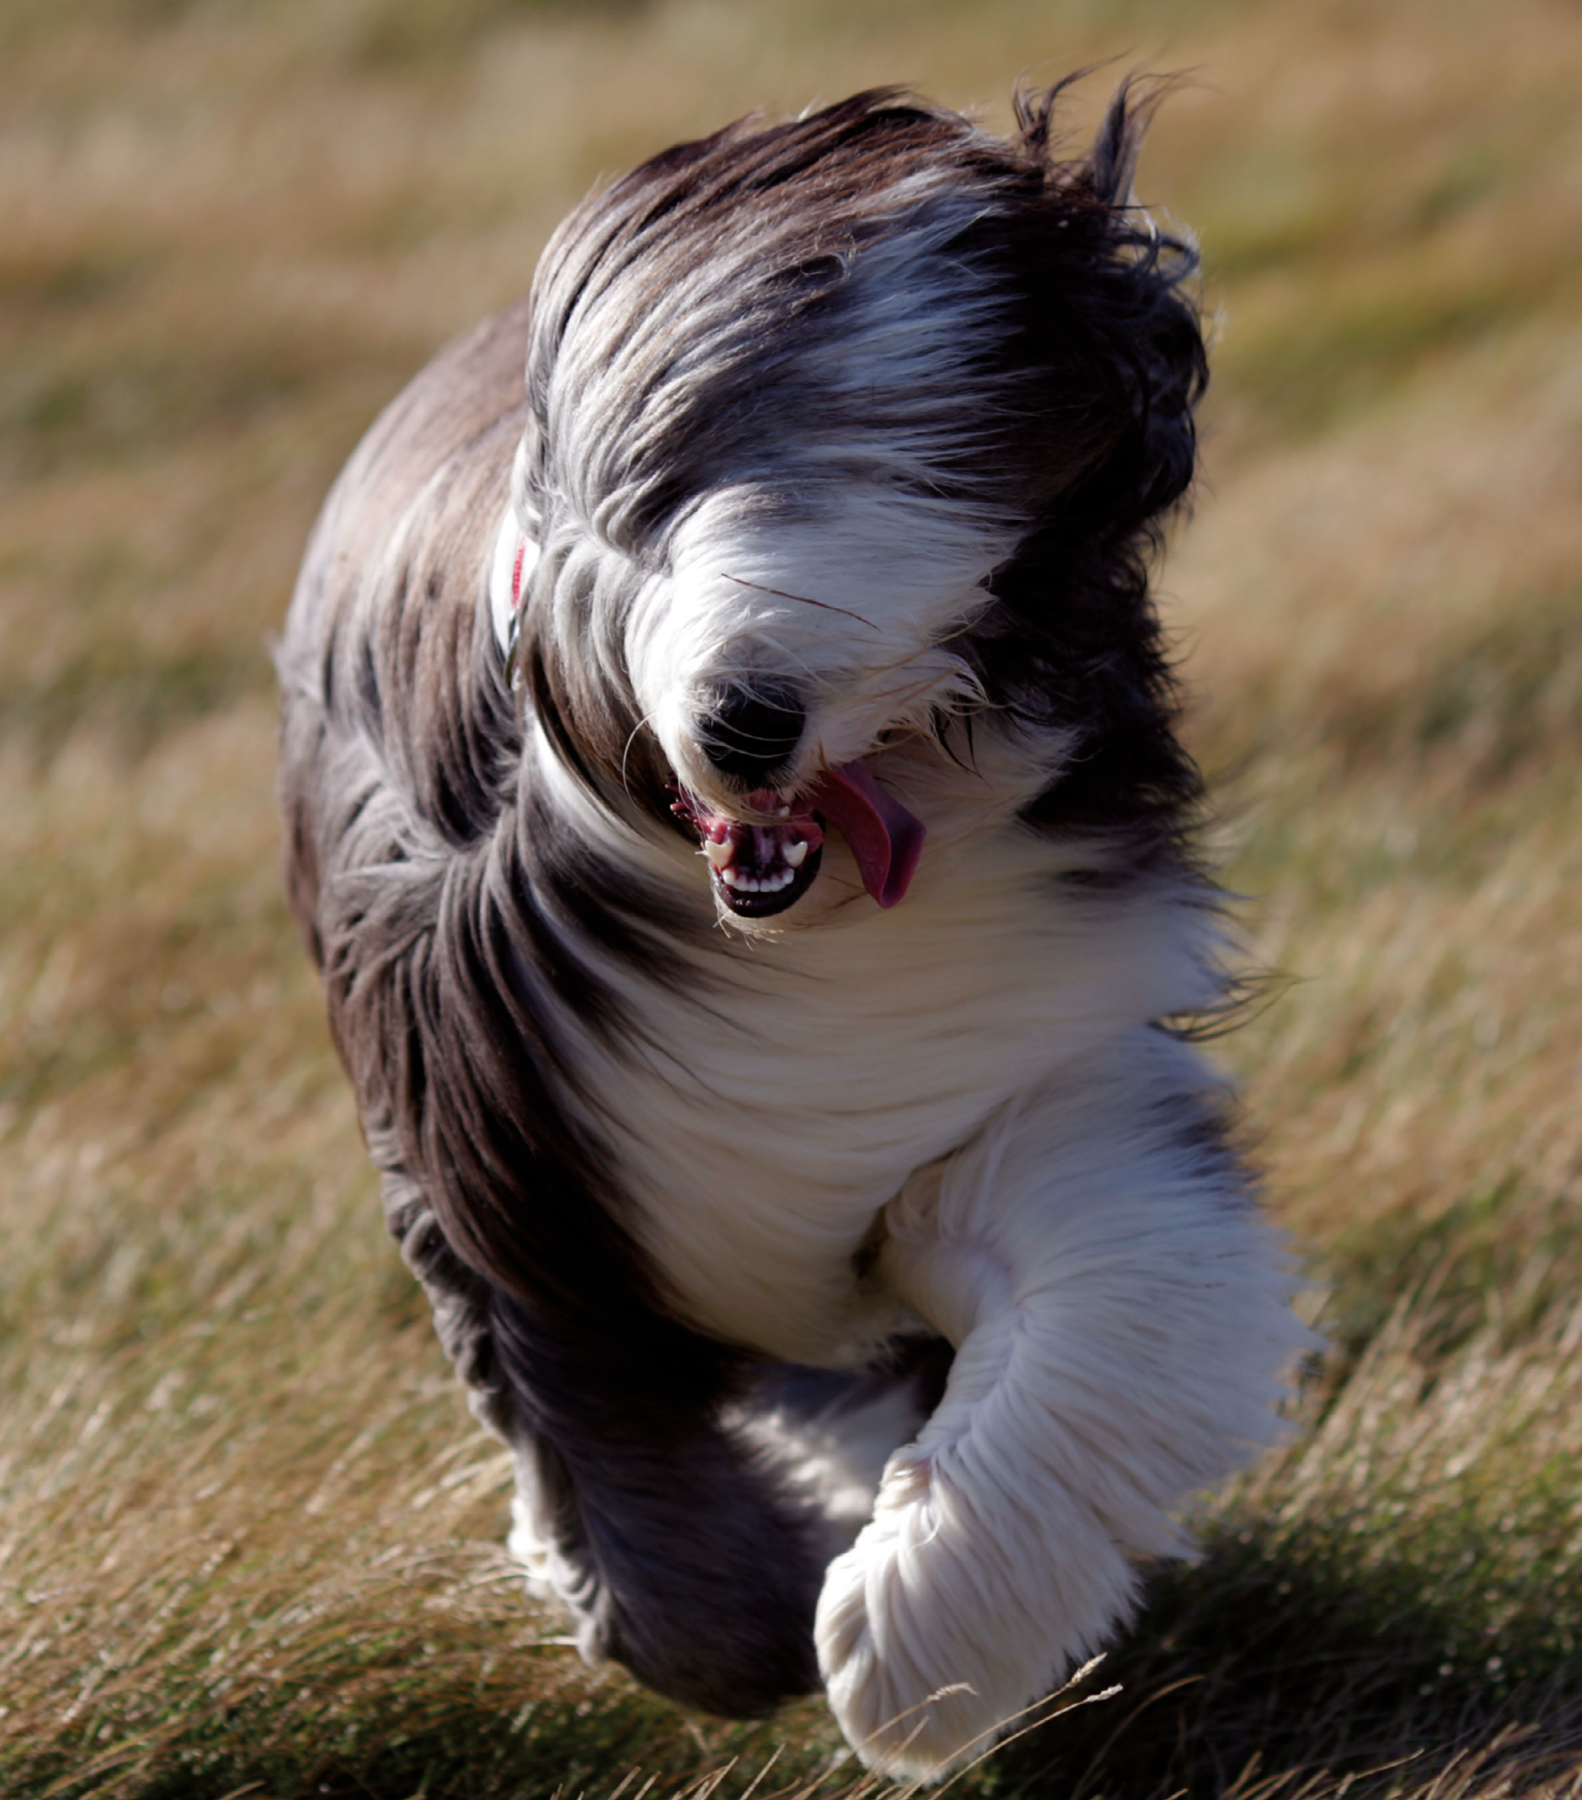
[[505, 83, 1206, 927]]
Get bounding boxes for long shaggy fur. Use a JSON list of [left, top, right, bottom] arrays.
[[278, 79, 1307, 1779]]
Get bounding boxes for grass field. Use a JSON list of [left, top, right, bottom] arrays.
[[3, 0, 1581, 1794]]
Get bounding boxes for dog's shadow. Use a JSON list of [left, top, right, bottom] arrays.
[[957, 1528, 1582, 1800]]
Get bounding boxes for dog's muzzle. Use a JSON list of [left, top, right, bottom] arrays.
[[488, 514, 925, 920], [672, 759, 925, 920]]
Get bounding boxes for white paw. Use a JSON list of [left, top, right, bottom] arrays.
[[814, 1446, 1134, 1781], [507, 1489, 559, 1602]]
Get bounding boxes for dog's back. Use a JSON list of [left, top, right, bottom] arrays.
[[280, 299, 527, 950]]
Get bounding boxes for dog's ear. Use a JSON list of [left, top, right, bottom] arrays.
[[1087, 84, 1207, 534], [1011, 74, 1208, 542], [962, 78, 1209, 855]]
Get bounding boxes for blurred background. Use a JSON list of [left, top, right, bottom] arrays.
[[3, 2, 1580, 1796]]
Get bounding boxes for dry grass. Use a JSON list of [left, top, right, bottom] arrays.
[[3, 0, 1581, 1794]]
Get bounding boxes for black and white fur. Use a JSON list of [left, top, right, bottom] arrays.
[[278, 81, 1305, 1780]]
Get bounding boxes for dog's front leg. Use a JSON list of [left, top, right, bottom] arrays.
[[815, 1032, 1307, 1780]]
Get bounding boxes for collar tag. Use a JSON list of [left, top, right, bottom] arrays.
[[488, 505, 540, 656]]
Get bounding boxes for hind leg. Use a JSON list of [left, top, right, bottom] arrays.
[[815, 1032, 1309, 1778], [385, 1176, 826, 1717]]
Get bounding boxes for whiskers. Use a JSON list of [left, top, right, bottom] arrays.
[[722, 574, 883, 633], [620, 704, 665, 802]]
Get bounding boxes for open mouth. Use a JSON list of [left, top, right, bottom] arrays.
[[670, 790, 826, 918], [671, 761, 926, 920]]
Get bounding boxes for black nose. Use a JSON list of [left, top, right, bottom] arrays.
[[700, 679, 806, 784]]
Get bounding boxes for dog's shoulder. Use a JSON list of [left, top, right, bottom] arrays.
[[278, 301, 535, 932], [299, 297, 532, 631]]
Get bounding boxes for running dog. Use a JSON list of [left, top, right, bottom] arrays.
[[277, 77, 1304, 1778]]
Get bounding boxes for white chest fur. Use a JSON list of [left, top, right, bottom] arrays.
[[588, 814, 1219, 1365]]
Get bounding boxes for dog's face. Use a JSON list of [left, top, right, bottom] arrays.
[[508, 94, 1205, 926], [631, 471, 1008, 920]]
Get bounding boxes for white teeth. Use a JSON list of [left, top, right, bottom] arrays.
[[784, 840, 808, 868], [720, 866, 796, 894], [704, 838, 733, 869]]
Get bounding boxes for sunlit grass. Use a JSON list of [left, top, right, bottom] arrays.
[[3, 0, 1581, 1794]]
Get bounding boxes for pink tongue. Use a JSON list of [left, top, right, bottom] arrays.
[[806, 760, 926, 908]]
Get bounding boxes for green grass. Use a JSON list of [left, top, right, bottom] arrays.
[[3, 0, 1582, 1793]]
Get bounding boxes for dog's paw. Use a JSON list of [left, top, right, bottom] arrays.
[[814, 1447, 1122, 1781], [507, 1488, 560, 1602]]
